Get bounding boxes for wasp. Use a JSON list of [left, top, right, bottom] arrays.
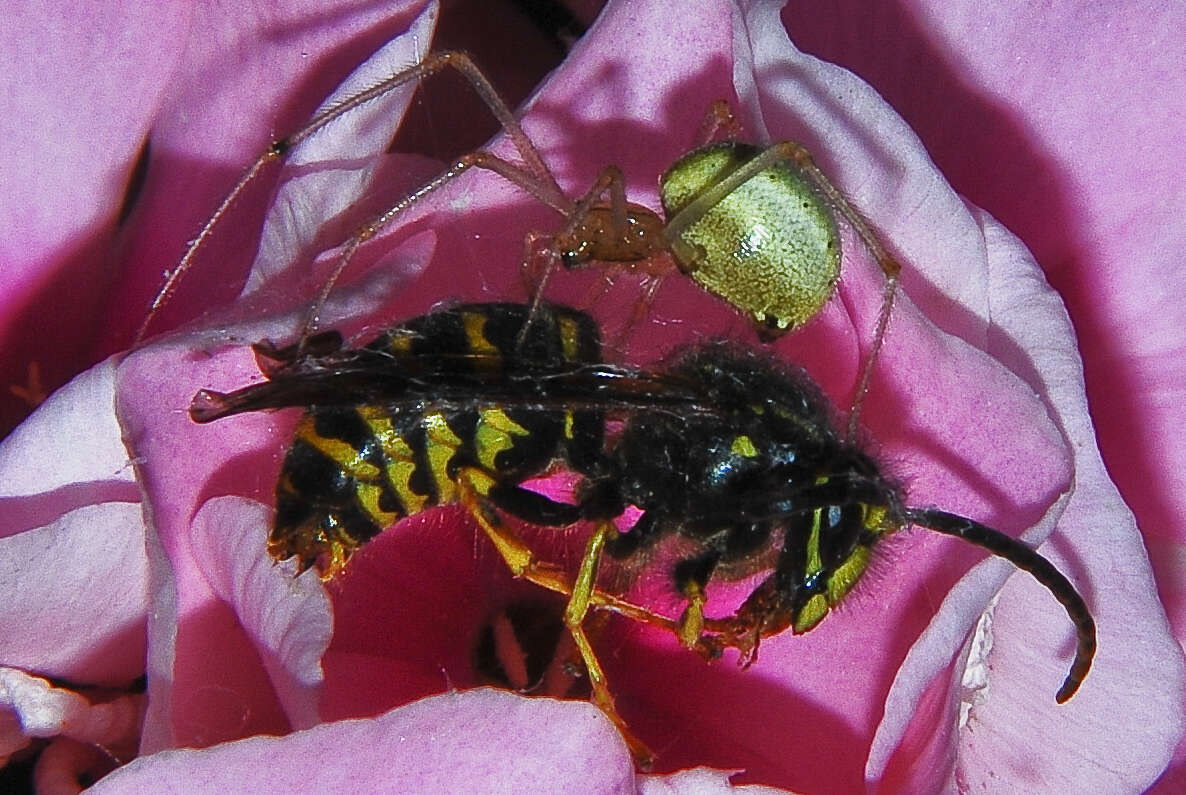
[[191, 301, 1096, 768]]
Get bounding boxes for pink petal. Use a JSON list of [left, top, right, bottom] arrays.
[[0, 0, 189, 434], [783, 1, 1186, 787], [872, 213, 1182, 790], [103, 0, 441, 347], [90, 690, 635, 793], [244, 2, 438, 293], [947, 214, 1182, 792], [0, 3, 185, 272], [0, 359, 146, 685], [0, 358, 135, 500], [189, 497, 331, 729]]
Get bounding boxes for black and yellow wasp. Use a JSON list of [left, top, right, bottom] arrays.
[[190, 301, 1095, 767]]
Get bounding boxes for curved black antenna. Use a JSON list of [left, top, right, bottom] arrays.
[[904, 508, 1096, 703]]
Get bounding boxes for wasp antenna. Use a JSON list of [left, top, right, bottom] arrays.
[[903, 507, 1096, 703]]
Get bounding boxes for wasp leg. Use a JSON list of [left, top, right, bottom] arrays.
[[455, 472, 654, 767], [456, 470, 569, 591], [563, 522, 654, 769], [458, 474, 680, 630], [607, 513, 728, 652], [671, 550, 725, 649]]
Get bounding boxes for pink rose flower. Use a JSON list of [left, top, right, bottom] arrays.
[[2, 0, 1182, 791]]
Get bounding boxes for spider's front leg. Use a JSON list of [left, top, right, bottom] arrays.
[[138, 50, 572, 346]]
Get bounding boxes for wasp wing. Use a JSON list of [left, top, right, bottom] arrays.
[[190, 349, 718, 423]]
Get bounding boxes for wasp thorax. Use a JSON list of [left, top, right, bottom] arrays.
[[659, 141, 841, 335]]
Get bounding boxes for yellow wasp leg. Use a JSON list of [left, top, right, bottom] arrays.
[[455, 472, 654, 768], [562, 522, 654, 769]]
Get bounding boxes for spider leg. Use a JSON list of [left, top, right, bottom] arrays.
[[138, 50, 571, 345]]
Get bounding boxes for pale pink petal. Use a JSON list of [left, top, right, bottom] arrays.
[[90, 690, 634, 794], [0, 2, 184, 274], [1151, 532, 1186, 788], [0, 504, 147, 686], [245, 2, 438, 293], [946, 213, 1181, 792], [0, 668, 143, 759], [678, 4, 1146, 790], [0, 358, 135, 500], [871, 213, 1182, 790], [0, 360, 146, 685], [190, 497, 331, 730], [641, 768, 794, 794], [787, 0, 1186, 567]]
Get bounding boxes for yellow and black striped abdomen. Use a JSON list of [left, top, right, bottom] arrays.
[[268, 304, 603, 576]]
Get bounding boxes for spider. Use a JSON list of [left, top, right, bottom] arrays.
[[142, 49, 902, 438]]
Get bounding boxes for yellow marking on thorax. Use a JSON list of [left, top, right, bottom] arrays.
[[557, 315, 580, 361], [462, 311, 500, 355], [730, 435, 758, 457], [474, 408, 530, 471], [385, 329, 415, 355], [357, 406, 427, 515], [423, 411, 463, 503]]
